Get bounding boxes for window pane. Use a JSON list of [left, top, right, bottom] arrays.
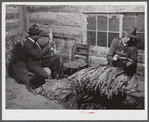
[[87, 31, 96, 45], [123, 14, 136, 29], [97, 32, 107, 47], [136, 33, 144, 50], [87, 15, 96, 30], [97, 16, 107, 31], [108, 33, 119, 47], [137, 14, 144, 32], [109, 15, 119, 32]]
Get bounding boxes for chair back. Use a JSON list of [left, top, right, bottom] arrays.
[[72, 43, 90, 66]]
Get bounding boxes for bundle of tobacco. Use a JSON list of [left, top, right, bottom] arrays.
[[34, 65, 138, 109], [37, 78, 76, 102]]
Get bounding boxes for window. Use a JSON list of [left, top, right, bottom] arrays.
[[87, 13, 145, 50], [87, 14, 121, 47]]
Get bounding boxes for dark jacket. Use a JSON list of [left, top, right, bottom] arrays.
[[24, 37, 49, 71]]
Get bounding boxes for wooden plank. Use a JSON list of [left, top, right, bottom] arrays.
[[75, 52, 88, 56], [29, 12, 81, 27], [89, 56, 108, 67], [76, 44, 89, 49]]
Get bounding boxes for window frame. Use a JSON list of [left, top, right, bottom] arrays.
[[86, 13, 123, 47]]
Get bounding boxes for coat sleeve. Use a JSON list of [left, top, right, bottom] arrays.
[[126, 47, 138, 75], [128, 47, 138, 69], [25, 42, 50, 59], [107, 38, 118, 65], [129, 47, 138, 63]]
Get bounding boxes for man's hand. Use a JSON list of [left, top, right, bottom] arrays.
[[113, 54, 119, 61], [46, 41, 54, 49], [126, 61, 133, 67]]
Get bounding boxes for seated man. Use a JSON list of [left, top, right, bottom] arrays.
[[24, 24, 61, 91], [107, 26, 138, 76]]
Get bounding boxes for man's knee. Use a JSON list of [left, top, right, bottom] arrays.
[[54, 56, 60, 63], [37, 69, 48, 79], [55, 55, 60, 60], [41, 72, 48, 79]]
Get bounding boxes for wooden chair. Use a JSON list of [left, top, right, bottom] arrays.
[[73, 43, 89, 66], [63, 43, 89, 76]]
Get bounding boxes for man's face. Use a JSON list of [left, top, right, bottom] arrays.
[[123, 36, 130, 43], [123, 31, 130, 43], [33, 35, 41, 41]]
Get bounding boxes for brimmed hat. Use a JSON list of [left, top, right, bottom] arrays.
[[123, 27, 137, 38], [28, 24, 42, 36]]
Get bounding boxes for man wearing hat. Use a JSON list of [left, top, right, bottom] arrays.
[[24, 24, 61, 91], [107, 26, 138, 76]]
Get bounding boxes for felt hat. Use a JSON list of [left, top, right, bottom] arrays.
[[123, 26, 137, 38], [28, 24, 42, 36]]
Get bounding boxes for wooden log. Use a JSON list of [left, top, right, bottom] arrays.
[[89, 46, 109, 58], [30, 23, 81, 41], [27, 5, 81, 13], [30, 23, 82, 36], [138, 50, 145, 63], [29, 12, 81, 27], [137, 63, 144, 76], [6, 12, 20, 20], [27, 5, 144, 13], [82, 5, 144, 13], [6, 5, 19, 13], [6, 21, 21, 31], [6, 26, 23, 36], [89, 56, 108, 67]]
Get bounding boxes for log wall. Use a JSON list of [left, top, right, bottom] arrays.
[[6, 5, 25, 36]]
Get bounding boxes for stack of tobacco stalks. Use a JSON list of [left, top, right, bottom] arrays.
[[35, 66, 140, 109]]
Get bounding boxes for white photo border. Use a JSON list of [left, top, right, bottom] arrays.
[[2, 2, 148, 120]]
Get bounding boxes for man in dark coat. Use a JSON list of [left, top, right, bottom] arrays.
[[107, 27, 138, 76], [24, 24, 61, 91]]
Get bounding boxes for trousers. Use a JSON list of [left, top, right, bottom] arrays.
[[29, 55, 61, 89]]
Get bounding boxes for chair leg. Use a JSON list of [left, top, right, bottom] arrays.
[[70, 68, 73, 75]]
